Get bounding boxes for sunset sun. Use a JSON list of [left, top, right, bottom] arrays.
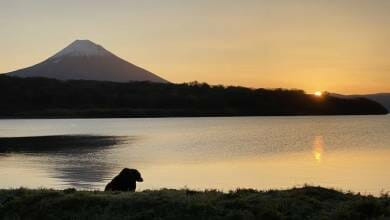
[[314, 91, 323, 97]]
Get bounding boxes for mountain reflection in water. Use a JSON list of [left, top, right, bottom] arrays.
[[0, 135, 130, 188]]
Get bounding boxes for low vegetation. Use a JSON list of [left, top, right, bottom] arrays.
[[0, 186, 389, 220], [0, 76, 387, 118]]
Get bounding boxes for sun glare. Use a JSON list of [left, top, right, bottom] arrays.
[[314, 91, 323, 97]]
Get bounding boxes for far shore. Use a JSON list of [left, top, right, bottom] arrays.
[[1, 76, 388, 118]]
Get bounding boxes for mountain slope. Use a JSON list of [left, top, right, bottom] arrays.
[[4, 40, 168, 83]]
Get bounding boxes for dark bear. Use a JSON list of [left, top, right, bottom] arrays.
[[104, 168, 143, 192]]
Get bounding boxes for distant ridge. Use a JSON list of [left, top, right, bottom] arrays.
[[331, 93, 390, 111], [3, 40, 169, 83], [365, 93, 390, 111]]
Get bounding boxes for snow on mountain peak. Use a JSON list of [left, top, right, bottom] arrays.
[[51, 40, 112, 59]]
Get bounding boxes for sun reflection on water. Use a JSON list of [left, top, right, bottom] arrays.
[[313, 136, 324, 163]]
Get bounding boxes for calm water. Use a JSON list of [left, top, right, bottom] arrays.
[[0, 116, 389, 194]]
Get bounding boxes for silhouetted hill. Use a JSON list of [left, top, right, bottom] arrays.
[[332, 93, 390, 111], [0, 76, 387, 118], [366, 93, 390, 110]]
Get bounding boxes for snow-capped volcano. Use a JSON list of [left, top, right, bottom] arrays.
[[4, 40, 169, 83], [52, 40, 111, 58]]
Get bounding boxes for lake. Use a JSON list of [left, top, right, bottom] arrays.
[[0, 116, 389, 195]]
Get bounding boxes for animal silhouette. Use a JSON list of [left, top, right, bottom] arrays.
[[105, 168, 143, 192]]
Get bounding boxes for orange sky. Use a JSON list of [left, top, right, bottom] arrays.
[[1, 0, 389, 94]]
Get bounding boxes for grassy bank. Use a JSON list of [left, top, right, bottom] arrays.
[[0, 186, 389, 220]]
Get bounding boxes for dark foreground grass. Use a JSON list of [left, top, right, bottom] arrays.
[[1, 187, 389, 220]]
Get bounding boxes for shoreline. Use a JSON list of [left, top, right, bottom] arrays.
[[0, 112, 388, 120]]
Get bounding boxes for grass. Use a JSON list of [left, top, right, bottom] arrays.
[[0, 186, 389, 220]]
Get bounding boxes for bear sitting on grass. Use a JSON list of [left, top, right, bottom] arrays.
[[105, 168, 143, 192]]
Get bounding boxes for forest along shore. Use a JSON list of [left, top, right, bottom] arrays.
[[0, 76, 388, 118]]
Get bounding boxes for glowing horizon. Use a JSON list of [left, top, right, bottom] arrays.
[[1, 0, 389, 95]]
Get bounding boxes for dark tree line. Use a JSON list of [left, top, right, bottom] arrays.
[[0, 76, 387, 118]]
